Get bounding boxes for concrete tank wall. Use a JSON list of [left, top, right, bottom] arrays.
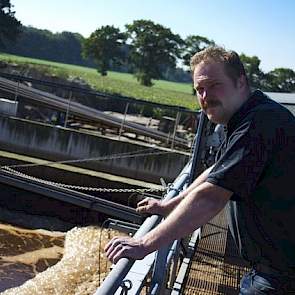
[[0, 115, 189, 183]]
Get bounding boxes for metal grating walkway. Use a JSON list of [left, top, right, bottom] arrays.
[[183, 207, 250, 294]]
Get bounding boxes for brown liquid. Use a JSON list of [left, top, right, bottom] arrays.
[[0, 224, 118, 294]]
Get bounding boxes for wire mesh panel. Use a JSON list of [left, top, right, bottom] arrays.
[[183, 208, 250, 294]]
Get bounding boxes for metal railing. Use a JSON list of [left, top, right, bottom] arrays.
[[0, 72, 194, 113], [95, 162, 192, 295], [0, 76, 190, 148], [95, 111, 208, 295]]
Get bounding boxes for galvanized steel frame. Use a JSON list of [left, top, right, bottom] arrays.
[[95, 111, 208, 295]]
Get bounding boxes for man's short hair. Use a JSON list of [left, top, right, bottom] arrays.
[[190, 46, 248, 86]]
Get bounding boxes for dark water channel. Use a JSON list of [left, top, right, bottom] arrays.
[[0, 204, 118, 295], [0, 185, 123, 294], [0, 155, 140, 293]]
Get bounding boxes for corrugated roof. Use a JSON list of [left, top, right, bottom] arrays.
[[265, 92, 295, 104], [264, 92, 295, 115]]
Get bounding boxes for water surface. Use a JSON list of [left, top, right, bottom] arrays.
[[0, 222, 116, 294]]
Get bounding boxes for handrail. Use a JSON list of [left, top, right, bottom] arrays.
[[146, 111, 207, 295], [0, 76, 189, 148], [0, 72, 195, 113], [95, 110, 207, 295], [95, 161, 192, 295], [0, 168, 143, 223], [188, 111, 208, 184], [170, 228, 201, 295]]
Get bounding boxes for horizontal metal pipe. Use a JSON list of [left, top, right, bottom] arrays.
[[170, 228, 201, 295], [0, 169, 143, 223], [0, 72, 195, 114], [0, 77, 189, 147], [149, 283, 159, 295], [166, 240, 179, 266], [95, 161, 191, 295]]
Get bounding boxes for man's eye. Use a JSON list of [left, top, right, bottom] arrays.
[[196, 87, 204, 95]]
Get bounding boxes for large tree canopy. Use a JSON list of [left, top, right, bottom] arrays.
[[240, 53, 265, 89], [182, 35, 215, 94], [264, 68, 295, 92], [82, 25, 126, 76], [126, 19, 184, 86], [239, 54, 295, 92], [3, 26, 95, 67], [182, 35, 215, 69], [0, 0, 21, 48]]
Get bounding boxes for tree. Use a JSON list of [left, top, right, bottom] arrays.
[[3, 26, 95, 67], [82, 25, 126, 76], [264, 68, 295, 92], [182, 35, 215, 68], [182, 35, 215, 95], [0, 0, 21, 48], [126, 20, 184, 86], [240, 53, 265, 89]]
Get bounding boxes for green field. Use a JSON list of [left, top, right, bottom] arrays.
[[0, 53, 198, 110]]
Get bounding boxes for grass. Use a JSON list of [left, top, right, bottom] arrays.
[[0, 53, 199, 110]]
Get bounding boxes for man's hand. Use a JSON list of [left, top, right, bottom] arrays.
[[136, 197, 165, 216], [104, 236, 149, 264]]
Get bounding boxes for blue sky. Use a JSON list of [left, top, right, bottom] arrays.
[[11, 0, 295, 72]]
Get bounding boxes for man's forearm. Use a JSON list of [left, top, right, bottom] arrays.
[[105, 181, 232, 264], [161, 165, 214, 215], [141, 181, 230, 254], [181, 165, 214, 196]]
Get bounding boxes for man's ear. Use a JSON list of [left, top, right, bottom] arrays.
[[237, 75, 248, 90]]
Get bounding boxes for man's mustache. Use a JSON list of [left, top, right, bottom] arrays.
[[202, 100, 221, 109]]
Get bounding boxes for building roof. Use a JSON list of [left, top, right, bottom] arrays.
[[265, 92, 295, 104], [264, 92, 295, 115]]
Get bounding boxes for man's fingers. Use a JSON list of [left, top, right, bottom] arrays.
[[136, 204, 148, 213], [104, 237, 115, 252], [112, 247, 130, 264], [137, 198, 150, 207], [104, 236, 147, 264], [105, 237, 125, 262], [107, 244, 124, 263], [105, 237, 135, 264], [104, 236, 121, 253]]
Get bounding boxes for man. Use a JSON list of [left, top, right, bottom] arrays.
[[105, 46, 295, 294]]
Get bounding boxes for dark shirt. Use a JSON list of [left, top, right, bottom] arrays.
[[207, 90, 295, 272]]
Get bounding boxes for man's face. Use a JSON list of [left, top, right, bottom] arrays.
[[193, 61, 245, 125]]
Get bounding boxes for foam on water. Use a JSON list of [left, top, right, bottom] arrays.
[[1, 226, 119, 295]]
